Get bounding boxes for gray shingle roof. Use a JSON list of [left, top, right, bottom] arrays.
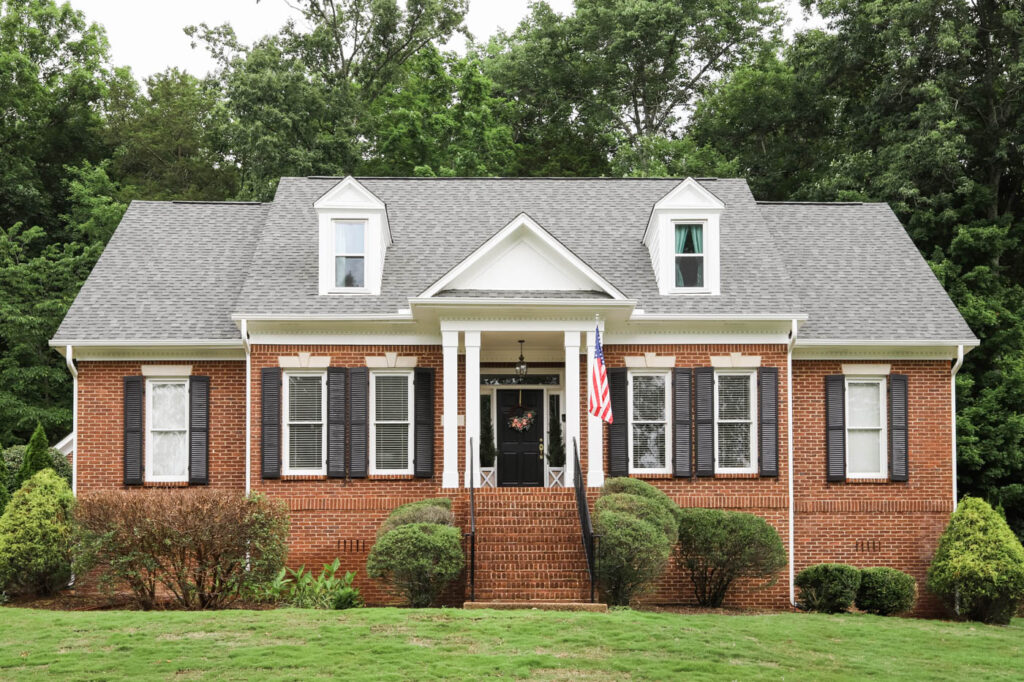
[[52, 178, 976, 345]]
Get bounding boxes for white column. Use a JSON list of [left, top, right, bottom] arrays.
[[586, 330, 605, 488], [442, 330, 460, 488], [564, 331, 581, 487], [464, 331, 481, 488]]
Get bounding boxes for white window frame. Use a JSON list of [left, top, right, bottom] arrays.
[[369, 370, 415, 475], [673, 221, 707, 290], [626, 370, 673, 475], [844, 376, 888, 479], [714, 369, 758, 474], [144, 377, 190, 483], [333, 219, 368, 291], [281, 370, 327, 475]]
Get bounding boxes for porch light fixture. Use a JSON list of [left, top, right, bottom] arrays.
[[514, 340, 529, 382]]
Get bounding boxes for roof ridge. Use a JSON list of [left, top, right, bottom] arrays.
[[757, 200, 865, 206], [303, 175, 725, 181], [170, 200, 266, 205]]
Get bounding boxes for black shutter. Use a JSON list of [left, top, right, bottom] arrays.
[[758, 367, 779, 477], [694, 367, 715, 477], [261, 368, 281, 479], [673, 368, 692, 477], [123, 376, 144, 485], [414, 368, 435, 478], [188, 376, 210, 485], [889, 373, 908, 482], [607, 368, 628, 477], [327, 368, 347, 478], [348, 367, 369, 478], [826, 375, 846, 482]]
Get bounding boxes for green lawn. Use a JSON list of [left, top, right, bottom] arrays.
[[0, 607, 1020, 680]]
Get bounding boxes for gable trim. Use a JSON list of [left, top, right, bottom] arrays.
[[418, 213, 626, 300]]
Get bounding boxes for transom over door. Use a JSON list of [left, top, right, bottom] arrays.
[[496, 389, 545, 487]]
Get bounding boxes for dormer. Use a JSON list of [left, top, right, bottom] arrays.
[[315, 177, 390, 295], [643, 177, 724, 295]]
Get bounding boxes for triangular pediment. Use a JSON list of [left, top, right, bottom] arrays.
[[653, 177, 725, 211], [313, 176, 385, 210], [419, 214, 625, 299]]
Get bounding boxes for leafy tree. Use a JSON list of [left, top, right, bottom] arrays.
[[16, 423, 51, 487]]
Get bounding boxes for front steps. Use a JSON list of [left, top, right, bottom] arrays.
[[467, 489, 595, 604]]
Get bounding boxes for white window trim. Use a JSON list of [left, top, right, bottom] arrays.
[[332, 219, 368, 292], [144, 377, 190, 483], [845, 376, 888, 479], [714, 369, 758, 474], [281, 370, 328, 475], [627, 370, 673, 475], [369, 370, 415, 475]]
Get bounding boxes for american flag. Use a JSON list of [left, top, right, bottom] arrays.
[[589, 324, 613, 423]]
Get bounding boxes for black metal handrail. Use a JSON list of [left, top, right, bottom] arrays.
[[465, 437, 477, 602], [572, 438, 599, 602]]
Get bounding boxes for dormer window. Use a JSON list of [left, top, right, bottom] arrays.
[[674, 223, 704, 288], [334, 220, 366, 288]]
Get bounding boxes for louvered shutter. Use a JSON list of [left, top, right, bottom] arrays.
[[826, 375, 846, 482], [607, 368, 628, 477], [889, 373, 908, 482], [694, 367, 715, 477], [188, 376, 210, 485], [758, 367, 779, 477], [327, 368, 347, 478], [348, 367, 369, 478], [673, 368, 692, 477], [414, 368, 435, 478], [123, 376, 144, 485], [261, 368, 281, 479]]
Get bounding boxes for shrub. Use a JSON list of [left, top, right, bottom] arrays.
[[855, 567, 916, 615], [480, 396, 497, 467], [594, 510, 671, 606], [601, 477, 679, 522], [676, 508, 786, 607], [17, 424, 53, 488], [377, 499, 455, 538], [0, 470, 74, 596], [795, 563, 861, 613], [2, 444, 71, 494], [366, 523, 464, 607], [927, 496, 1024, 624], [0, 467, 9, 516], [265, 559, 363, 609], [74, 490, 289, 610], [547, 404, 565, 468], [596, 493, 678, 545]]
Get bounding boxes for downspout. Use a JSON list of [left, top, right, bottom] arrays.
[[242, 319, 251, 497], [787, 320, 798, 608], [65, 345, 78, 496], [951, 345, 964, 511]]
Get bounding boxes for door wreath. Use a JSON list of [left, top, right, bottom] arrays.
[[505, 390, 537, 432]]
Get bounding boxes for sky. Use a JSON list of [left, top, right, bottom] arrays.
[[70, 0, 820, 81]]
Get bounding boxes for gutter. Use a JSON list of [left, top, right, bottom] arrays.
[[65, 345, 78, 496], [787, 320, 798, 609], [951, 345, 964, 511], [242, 320, 251, 497]]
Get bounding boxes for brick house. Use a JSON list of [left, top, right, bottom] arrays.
[[51, 176, 977, 613]]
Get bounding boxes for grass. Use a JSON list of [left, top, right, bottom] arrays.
[[0, 607, 1021, 680]]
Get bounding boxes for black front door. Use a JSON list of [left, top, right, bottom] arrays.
[[496, 389, 545, 487]]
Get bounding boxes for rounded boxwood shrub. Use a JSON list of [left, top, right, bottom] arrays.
[[927, 496, 1024, 624], [601, 477, 679, 522], [595, 509, 671, 606], [377, 501, 455, 538], [366, 523, 464, 607], [795, 563, 861, 613], [0, 470, 74, 596], [676, 508, 787, 607], [855, 567, 916, 615], [596, 493, 678, 545]]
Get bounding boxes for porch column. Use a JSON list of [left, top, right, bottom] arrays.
[[586, 330, 605, 488], [564, 331, 581, 488], [441, 330, 460, 488], [464, 331, 481, 488]]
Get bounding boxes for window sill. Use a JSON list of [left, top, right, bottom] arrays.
[[629, 473, 674, 480], [844, 477, 893, 484], [367, 473, 416, 480], [143, 481, 189, 488], [280, 474, 328, 481], [714, 472, 760, 479]]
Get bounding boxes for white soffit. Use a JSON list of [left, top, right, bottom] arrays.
[[419, 213, 626, 299], [313, 176, 386, 211], [652, 177, 725, 212]]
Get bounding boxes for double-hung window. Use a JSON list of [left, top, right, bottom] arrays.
[[846, 377, 887, 478], [370, 371, 414, 474], [627, 371, 671, 474], [714, 370, 757, 473], [334, 220, 366, 288], [674, 223, 704, 288], [146, 379, 189, 482], [283, 372, 326, 474]]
